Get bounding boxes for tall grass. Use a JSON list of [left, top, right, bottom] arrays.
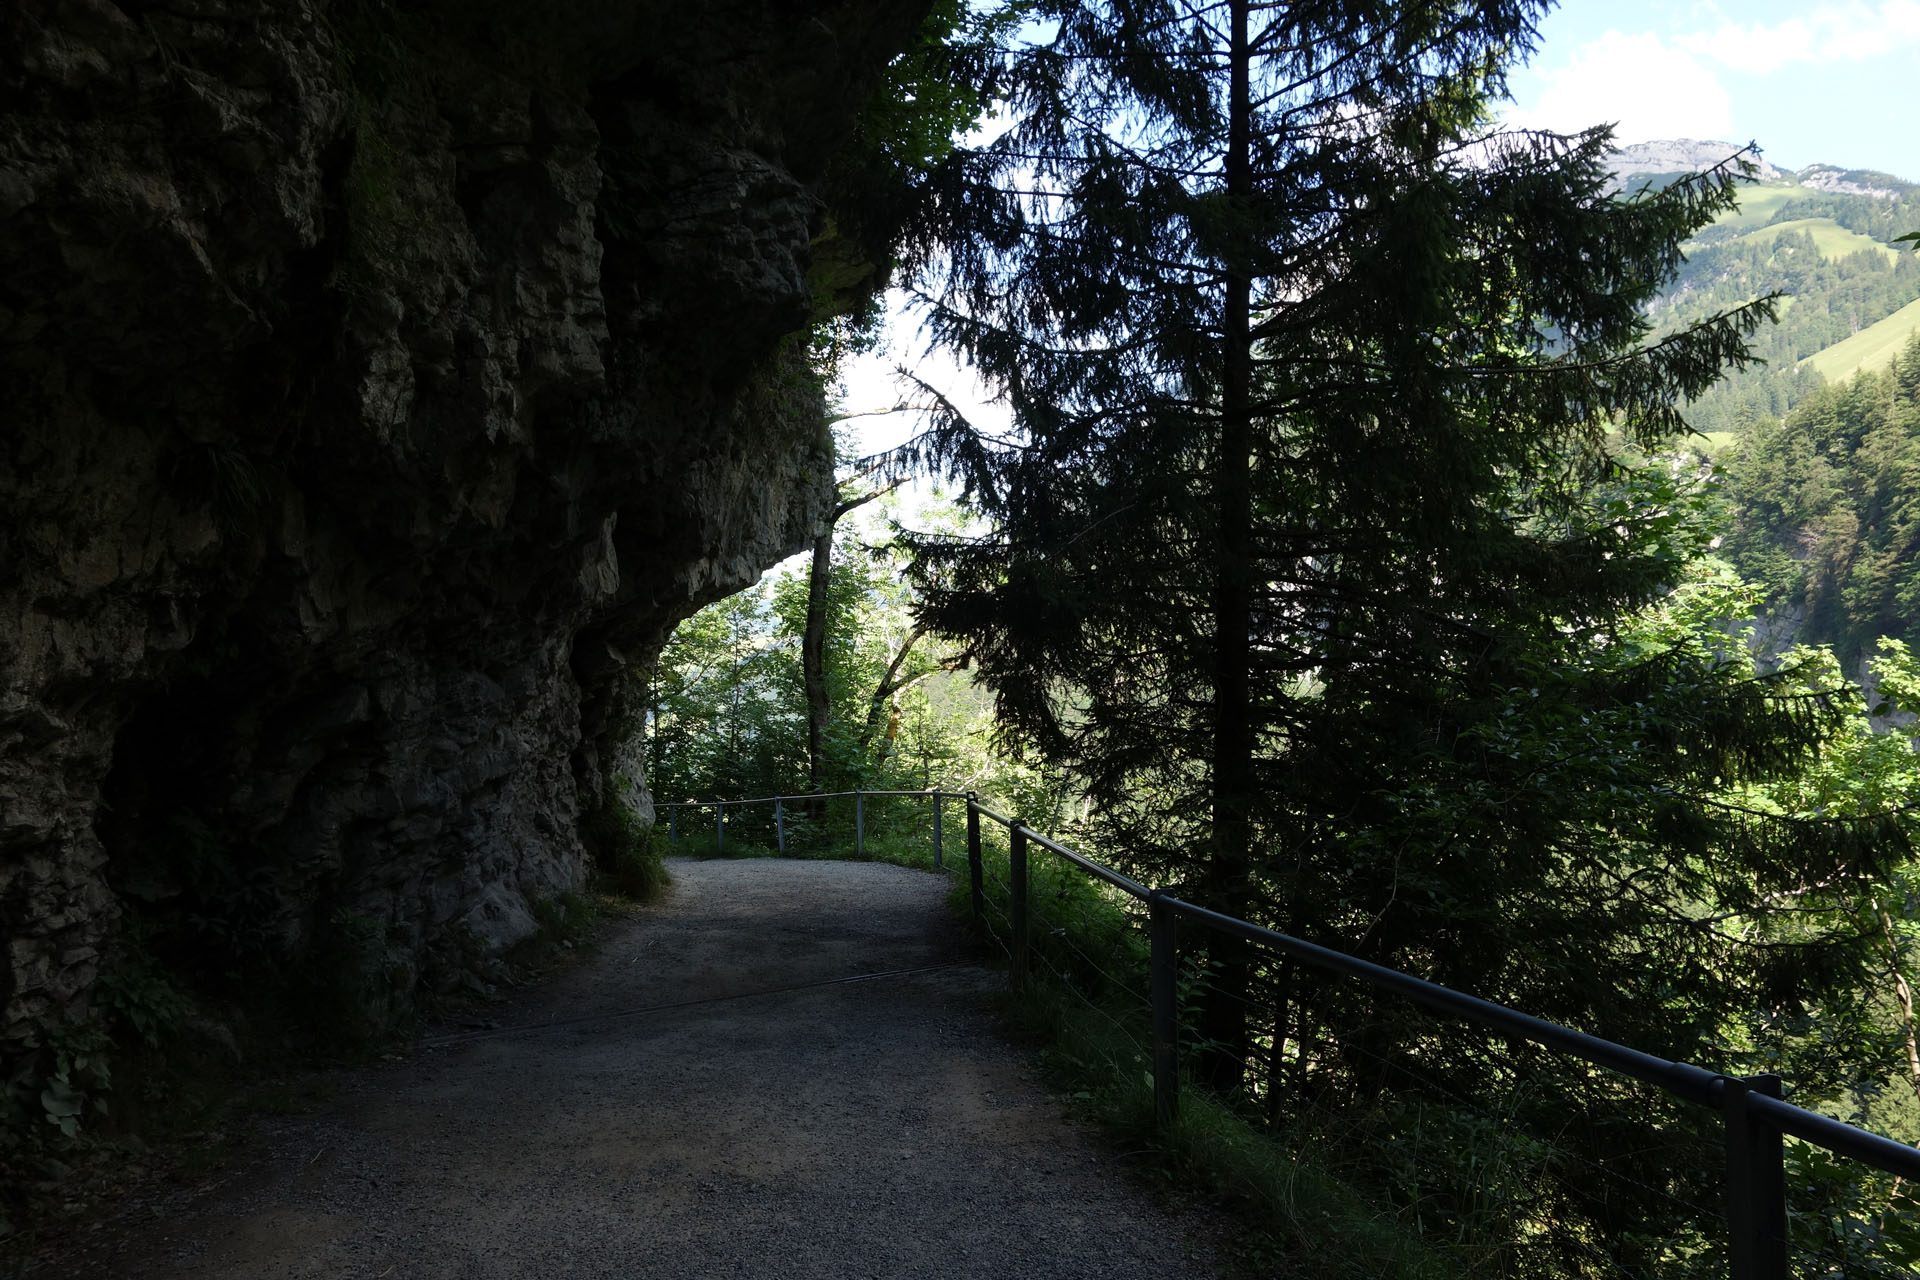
[[948, 827, 1460, 1280]]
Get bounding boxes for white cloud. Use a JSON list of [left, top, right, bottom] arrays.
[[1677, 1, 1920, 73], [1506, 31, 1733, 143]]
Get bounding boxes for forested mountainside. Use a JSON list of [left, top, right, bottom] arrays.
[[1716, 331, 1920, 667], [1604, 142, 1920, 666], [1609, 145, 1920, 436]]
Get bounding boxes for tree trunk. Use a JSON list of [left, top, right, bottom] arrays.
[[857, 624, 930, 754], [1265, 958, 1294, 1128], [803, 525, 833, 819], [1196, 0, 1257, 1096], [801, 481, 901, 819]]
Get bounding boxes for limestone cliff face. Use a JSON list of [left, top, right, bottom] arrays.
[[0, 0, 923, 1064], [1605, 138, 1781, 187]]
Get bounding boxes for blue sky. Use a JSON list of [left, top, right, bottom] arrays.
[[1503, 0, 1920, 180]]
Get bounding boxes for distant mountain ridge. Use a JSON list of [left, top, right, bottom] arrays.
[[1797, 164, 1910, 200], [1605, 138, 1914, 197], [1606, 138, 1782, 186]]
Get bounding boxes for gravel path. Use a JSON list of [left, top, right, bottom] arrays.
[[66, 859, 1222, 1278]]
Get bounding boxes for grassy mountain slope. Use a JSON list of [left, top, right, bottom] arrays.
[[1750, 216, 1899, 264], [1807, 295, 1920, 381], [1614, 147, 1920, 437]]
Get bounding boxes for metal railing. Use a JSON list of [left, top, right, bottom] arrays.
[[658, 789, 947, 864], [657, 785, 1920, 1279]]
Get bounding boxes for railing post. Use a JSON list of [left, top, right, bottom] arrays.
[[855, 789, 865, 857], [966, 794, 983, 923], [931, 792, 944, 869], [715, 802, 724, 857], [1724, 1073, 1787, 1280], [775, 796, 785, 856], [1150, 893, 1180, 1127], [667, 803, 677, 843], [1010, 821, 1029, 985]]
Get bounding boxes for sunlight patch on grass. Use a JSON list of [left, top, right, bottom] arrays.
[[1716, 185, 1801, 230], [1734, 216, 1899, 264], [1803, 296, 1920, 381]]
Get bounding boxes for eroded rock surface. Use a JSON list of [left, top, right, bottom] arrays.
[[0, 0, 923, 1068]]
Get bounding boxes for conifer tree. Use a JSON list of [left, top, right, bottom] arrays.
[[890, 0, 1905, 1122]]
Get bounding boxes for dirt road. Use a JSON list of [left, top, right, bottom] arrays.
[[61, 859, 1220, 1278]]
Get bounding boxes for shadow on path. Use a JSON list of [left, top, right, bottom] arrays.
[[65, 859, 1221, 1279]]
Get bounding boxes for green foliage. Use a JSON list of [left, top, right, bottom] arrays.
[[308, 907, 415, 1051], [494, 892, 621, 984], [1786, 1141, 1920, 1278], [2, 1017, 116, 1245], [580, 796, 672, 903], [872, 3, 1916, 1271], [96, 939, 192, 1051], [950, 677, 1920, 1276], [646, 497, 1048, 825], [608, 9, 1920, 1272], [953, 833, 1457, 1279], [515, 893, 600, 957], [820, 0, 1028, 300], [650, 575, 808, 803], [853, 1, 1025, 177], [1716, 330, 1920, 662], [22, 1022, 112, 1143], [163, 440, 270, 529]]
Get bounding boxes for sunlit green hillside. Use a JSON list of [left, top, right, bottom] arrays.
[[1712, 184, 1802, 229], [1746, 216, 1899, 264], [1633, 165, 1920, 435], [1804, 294, 1920, 380]]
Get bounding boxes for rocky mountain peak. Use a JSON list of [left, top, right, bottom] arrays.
[[1606, 138, 1781, 185]]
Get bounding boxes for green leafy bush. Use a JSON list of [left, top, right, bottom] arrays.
[[580, 797, 671, 902]]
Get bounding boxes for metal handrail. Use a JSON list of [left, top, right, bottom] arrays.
[[657, 788, 964, 807], [656, 787, 956, 863], [1022, 824, 1152, 899], [659, 784, 1920, 1275], [1158, 896, 1725, 1106]]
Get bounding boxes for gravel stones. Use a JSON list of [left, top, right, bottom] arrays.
[[55, 859, 1220, 1279]]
